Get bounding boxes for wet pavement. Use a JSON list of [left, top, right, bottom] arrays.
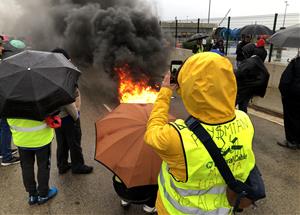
[[0, 69, 299, 215]]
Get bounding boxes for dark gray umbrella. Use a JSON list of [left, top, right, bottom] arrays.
[[187, 33, 208, 42], [240, 24, 273, 36], [0, 50, 81, 120], [270, 24, 300, 48]]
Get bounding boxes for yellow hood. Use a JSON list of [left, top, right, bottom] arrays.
[[177, 52, 236, 124]]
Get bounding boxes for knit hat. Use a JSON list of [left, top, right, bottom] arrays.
[[256, 39, 265, 47]]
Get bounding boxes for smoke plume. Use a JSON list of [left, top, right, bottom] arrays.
[[3, 0, 170, 90]]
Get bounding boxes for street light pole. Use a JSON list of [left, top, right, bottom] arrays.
[[282, 1, 289, 27], [208, 0, 211, 24]]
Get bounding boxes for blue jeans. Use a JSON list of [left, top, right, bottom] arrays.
[[0, 118, 13, 161]]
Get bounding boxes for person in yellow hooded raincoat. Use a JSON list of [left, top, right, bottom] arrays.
[[144, 52, 256, 215]]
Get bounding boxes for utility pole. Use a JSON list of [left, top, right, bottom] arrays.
[[208, 0, 211, 24], [282, 1, 289, 27]]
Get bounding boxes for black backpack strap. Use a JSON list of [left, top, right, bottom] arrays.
[[185, 116, 249, 213], [185, 116, 237, 185]]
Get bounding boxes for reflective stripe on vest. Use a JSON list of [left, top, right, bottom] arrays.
[[170, 175, 226, 196], [160, 167, 231, 215], [10, 123, 47, 132]]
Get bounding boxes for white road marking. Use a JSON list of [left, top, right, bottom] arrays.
[[103, 104, 112, 113], [248, 108, 284, 126]]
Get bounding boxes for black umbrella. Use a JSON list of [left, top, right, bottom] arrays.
[[240, 24, 273, 36], [270, 24, 300, 48], [0, 50, 81, 120], [187, 33, 208, 42]]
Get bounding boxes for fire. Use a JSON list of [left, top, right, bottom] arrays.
[[115, 65, 158, 103]]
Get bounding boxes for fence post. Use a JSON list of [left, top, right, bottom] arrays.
[[225, 16, 231, 56], [175, 18, 178, 48], [268, 13, 278, 62]]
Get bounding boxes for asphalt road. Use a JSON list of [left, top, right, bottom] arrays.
[[0, 69, 299, 215]]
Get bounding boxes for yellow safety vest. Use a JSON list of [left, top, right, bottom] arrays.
[[158, 111, 255, 215], [7, 118, 54, 148]]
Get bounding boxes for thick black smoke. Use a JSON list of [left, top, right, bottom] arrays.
[[12, 0, 170, 87]]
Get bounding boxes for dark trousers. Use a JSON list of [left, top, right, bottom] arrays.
[[55, 117, 84, 171], [236, 94, 252, 113], [282, 98, 300, 144], [18, 144, 51, 196], [0, 118, 13, 161], [113, 176, 158, 207]]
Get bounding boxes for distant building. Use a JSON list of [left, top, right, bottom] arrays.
[[195, 13, 300, 29]]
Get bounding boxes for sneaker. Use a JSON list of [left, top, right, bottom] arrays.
[[58, 163, 72, 174], [1, 156, 20, 166], [28, 195, 38, 205], [37, 187, 58, 205], [72, 165, 93, 174], [11, 149, 18, 155], [0, 149, 18, 159], [143, 204, 157, 213], [120, 199, 130, 208]]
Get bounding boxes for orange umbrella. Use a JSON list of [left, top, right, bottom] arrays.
[[95, 103, 175, 188]]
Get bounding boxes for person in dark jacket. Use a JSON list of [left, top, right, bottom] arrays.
[[277, 56, 300, 149], [235, 43, 270, 113], [52, 48, 93, 174], [236, 35, 251, 67], [254, 38, 267, 62]]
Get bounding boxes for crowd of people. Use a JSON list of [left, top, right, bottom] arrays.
[[0, 31, 299, 215], [0, 36, 93, 205]]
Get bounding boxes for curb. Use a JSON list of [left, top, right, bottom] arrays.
[[249, 104, 283, 119]]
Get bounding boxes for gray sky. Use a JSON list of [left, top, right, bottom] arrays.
[[150, 0, 300, 20]]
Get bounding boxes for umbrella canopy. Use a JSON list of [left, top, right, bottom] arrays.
[[270, 24, 300, 48], [95, 103, 175, 188], [187, 33, 208, 42], [2, 39, 26, 58], [240, 24, 273, 36], [0, 50, 81, 120]]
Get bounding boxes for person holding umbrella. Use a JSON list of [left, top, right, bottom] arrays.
[[0, 50, 81, 205], [7, 117, 58, 205], [144, 52, 257, 215], [235, 43, 270, 113]]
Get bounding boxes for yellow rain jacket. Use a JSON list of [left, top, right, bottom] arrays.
[[144, 52, 255, 215]]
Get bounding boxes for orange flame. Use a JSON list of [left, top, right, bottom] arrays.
[[115, 65, 158, 103]]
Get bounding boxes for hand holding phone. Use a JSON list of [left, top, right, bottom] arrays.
[[170, 60, 183, 84], [162, 71, 178, 91]]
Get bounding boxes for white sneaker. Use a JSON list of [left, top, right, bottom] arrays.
[[120, 199, 130, 207], [143, 204, 157, 213]]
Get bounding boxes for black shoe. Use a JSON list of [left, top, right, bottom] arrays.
[[58, 163, 72, 174], [1, 156, 20, 166], [72, 165, 93, 174], [28, 195, 38, 205], [277, 140, 297, 150]]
